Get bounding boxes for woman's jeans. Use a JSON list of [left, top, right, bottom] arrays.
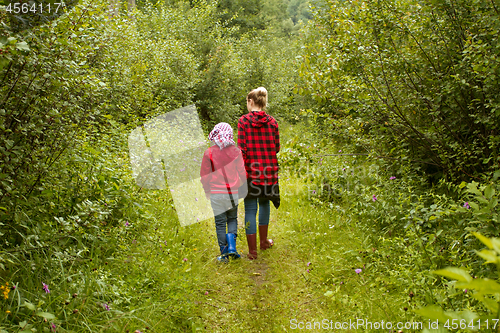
[[244, 197, 270, 235], [210, 193, 239, 247]]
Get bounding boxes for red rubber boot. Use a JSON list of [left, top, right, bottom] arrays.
[[259, 225, 274, 250], [246, 234, 258, 260]]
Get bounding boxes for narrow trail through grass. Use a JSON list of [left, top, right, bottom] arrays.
[[177, 179, 405, 332], [118, 126, 411, 332]]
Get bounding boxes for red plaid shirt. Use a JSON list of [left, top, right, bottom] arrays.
[[237, 111, 280, 185]]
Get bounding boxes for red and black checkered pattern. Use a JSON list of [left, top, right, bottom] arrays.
[[237, 111, 280, 186]]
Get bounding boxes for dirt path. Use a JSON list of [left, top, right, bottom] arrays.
[[195, 180, 353, 332]]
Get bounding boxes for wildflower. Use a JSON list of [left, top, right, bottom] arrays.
[[183, 258, 188, 262], [464, 289, 468, 294], [1, 282, 10, 299], [307, 269, 310, 273], [42, 282, 50, 293], [125, 221, 130, 227], [51, 323, 57, 332], [355, 268, 362, 274], [6, 310, 11, 314], [372, 195, 377, 202], [312, 190, 316, 195], [307, 262, 311, 267], [103, 303, 110, 311], [204, 291, 209, 295], [342, 168, 346, 171], [339, 150, 342, 153], [195, 198, 198, 201], [389, 176, 396, 180], [463, 202, 470, 209]]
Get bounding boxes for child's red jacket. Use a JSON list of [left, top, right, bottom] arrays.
[[200, 145, 246, 194]]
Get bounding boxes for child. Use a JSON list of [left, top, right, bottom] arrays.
[[200, 123, 247, 261]]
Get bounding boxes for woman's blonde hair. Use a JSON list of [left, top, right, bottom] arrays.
[[247, 87, 268, 110]]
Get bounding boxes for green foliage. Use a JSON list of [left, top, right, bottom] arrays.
[[296, 0, 500, 180], [417, 233, 500, 331], [0, 0, 303, 331]]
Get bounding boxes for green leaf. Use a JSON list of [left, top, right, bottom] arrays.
[[324, 290, 334, 297], [433, 267, 472, 282], [414, 305, 452, 322], [15, 41, 30, 52], [35, 312, 55, 320], [23, 302, 35, 311], [471, 293, 499, 313], [476, 249, 498, 264], [474, 232, 493, 249], [456, 278, 500, 294], [484, 185, 495, 199], [469, 201, 479, 210]]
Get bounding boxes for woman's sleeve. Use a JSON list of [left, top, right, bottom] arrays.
[[275, 122, 280, 154], [237, 120, 247, 161], [236, 151, 247, 183], [199, 150, 212, 194]]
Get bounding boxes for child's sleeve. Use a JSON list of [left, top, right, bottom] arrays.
[[200, 149, 212, 194], [236, 150, 247, 184]]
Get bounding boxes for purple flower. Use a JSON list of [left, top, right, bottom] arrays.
[[464, 289, 468, 293], [340, 281, 344, 285], [125, 221, 129, 227], [463, 202, 470, 209], [51, 323, 56, 332], [355, 268, 362, 274], [195, 198, 198, 201], [389, 176, 396, 180], [180, 168, 185, 172], [372, 195, 377, 202], [307, 262, 311, 266], [204, 291, 209, 295], [342, 168, 346, 171], [132, 239, 137, 244], [312, 190, 316, 195], [42, 282, 50, 293], [307, 269, 310, 273], [183, 258, 188, 262], [339, 150, 342, 153], [103, 303, 110, 311]]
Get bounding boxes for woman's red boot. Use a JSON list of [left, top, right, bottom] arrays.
[[259, 225, 274, 250], [246, 234, 258, 260]]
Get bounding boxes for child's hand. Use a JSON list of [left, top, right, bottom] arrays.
[[205, 193, 211, 200]]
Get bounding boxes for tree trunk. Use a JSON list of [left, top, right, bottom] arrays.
[[108, 0, 120, 17], [128, 0, 136, 11]]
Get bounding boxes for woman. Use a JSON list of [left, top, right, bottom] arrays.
[[238, 87, 280, 260]]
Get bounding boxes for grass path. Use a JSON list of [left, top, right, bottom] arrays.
[[122, 175, 412, 332], [179, 178, 405, 332]]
